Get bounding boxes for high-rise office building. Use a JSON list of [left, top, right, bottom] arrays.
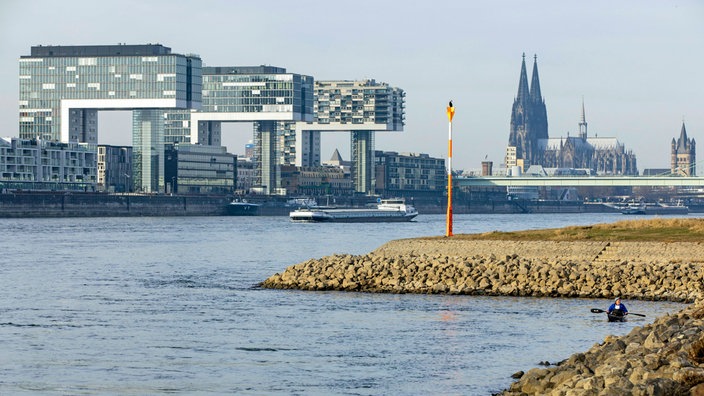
[[19, 44, 202, 192], [163, 65, 314, 194]]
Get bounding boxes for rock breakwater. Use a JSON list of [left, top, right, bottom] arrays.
[[261, 240, 704, 303], [261, 237, 704, 394], [499, 302, 704, 395]]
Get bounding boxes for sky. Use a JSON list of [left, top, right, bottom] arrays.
[[1, 0, 703, 172]]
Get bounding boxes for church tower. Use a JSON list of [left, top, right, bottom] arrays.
[[579, 98, 588, 140], [508, 54, 548, 168], [671, 122, 696, 176]]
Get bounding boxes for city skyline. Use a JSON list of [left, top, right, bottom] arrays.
[[1, 0, 703, 173]]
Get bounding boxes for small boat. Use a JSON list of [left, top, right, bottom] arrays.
[[225, 199, 261, 216], [289, 198, 418, 223], [607, 312, 627, 322], [286, 197, 318, 208], [621, 201, 688, 215], [621, 202, 646, 215]]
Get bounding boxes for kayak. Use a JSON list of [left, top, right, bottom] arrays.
[[607, 313, 627, 322]]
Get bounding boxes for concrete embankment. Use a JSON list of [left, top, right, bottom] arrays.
[[261, 237, 704, 394], [0, 192, 230, 217]]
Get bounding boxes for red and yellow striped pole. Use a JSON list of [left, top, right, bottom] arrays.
[[446, 101, 455, 237]]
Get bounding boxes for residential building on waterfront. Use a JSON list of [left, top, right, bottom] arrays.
[[296, 80, 405, 194], [164, 144, 235, 195], [374, 151, 445, 198], [19, 44, 202, 193], [671, 122, 696, 176], [97, 145, 132, 192], [279, 164, 352, 196], [508, 54, 637, 175], [0, 137, 96, 191]]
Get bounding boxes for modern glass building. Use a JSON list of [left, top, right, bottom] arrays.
[[164, 144, 235, 195], [97, 145, 132, 192], [19, 44, 202, 192], [162, 65, 314, 194], [295, 80, 405, 194]]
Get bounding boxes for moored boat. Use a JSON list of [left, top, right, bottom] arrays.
[[621, 202, 646, 215], [225, 199, 261, 216], [621, 202, 688, 215], [289, 198, 418, 223]]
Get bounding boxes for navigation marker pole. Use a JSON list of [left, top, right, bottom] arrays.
[[446, 101, 455, 237]]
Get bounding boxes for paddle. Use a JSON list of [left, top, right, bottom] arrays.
[[590, 308, 645, 317]]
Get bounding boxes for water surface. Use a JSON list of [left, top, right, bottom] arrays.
[[0, 213, 691, 394]]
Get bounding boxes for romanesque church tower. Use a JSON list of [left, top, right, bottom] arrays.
[[671, 122, 696, 176], [508, 54, 548, 168]]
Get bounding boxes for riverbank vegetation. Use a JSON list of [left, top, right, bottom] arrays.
[[430, 218, 704, 243]]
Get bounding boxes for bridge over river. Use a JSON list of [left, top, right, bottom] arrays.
[[456, 176, 704, 188]]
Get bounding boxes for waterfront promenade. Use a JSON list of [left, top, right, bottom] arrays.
[[262, 219, 704, 394]]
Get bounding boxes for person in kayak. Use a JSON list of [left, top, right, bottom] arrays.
[[607, 297, 628, 318]]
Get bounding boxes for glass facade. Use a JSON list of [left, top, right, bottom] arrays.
[[164, 109, 193, 145], [201, 66, 313, 117], [165, 144, 235, 195], [19, 45, 202, 143], [162, 66, 315, 194], [132, 109, 164, 193], [18, 44, 202, 193]]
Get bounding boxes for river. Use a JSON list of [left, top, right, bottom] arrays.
[[0, 213, 692, 395]]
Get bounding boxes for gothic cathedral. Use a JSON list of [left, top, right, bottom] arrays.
[[508, 54, 638, 175]]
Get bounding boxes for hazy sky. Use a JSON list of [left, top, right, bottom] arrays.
[[1, 0, 702, 172]]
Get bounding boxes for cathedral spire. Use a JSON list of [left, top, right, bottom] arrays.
[[529, 54, 543, 103], [579, 97, 588, 140], [516, 53, 530, 102]]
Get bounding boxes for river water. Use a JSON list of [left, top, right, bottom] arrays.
[[0, 213, 693, 395]]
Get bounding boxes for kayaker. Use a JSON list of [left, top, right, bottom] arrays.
[[607, 297, 628, 318]]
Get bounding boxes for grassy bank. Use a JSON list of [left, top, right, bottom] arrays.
[[422, 218, 704, 243]]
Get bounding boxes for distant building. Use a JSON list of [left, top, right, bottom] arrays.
[[164, 144, 235, 194], [244, 142, 255, 160], [671, 122, 696, 176], [643, 168, 672, 176], [158, 65, 315, 195], [19, 44, 202, 193], [374, 151, 445, 198], [0, 137, 96, 191], [236, 157, 257, 193], [508, 54, 637, 175], [280, 164, 352, 196], [505, 146, 517, 169], [481, 161, 493, 176], [322, 148, 351, 173], [297, 79, 406, 194], [97, 145, 132, 192]]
